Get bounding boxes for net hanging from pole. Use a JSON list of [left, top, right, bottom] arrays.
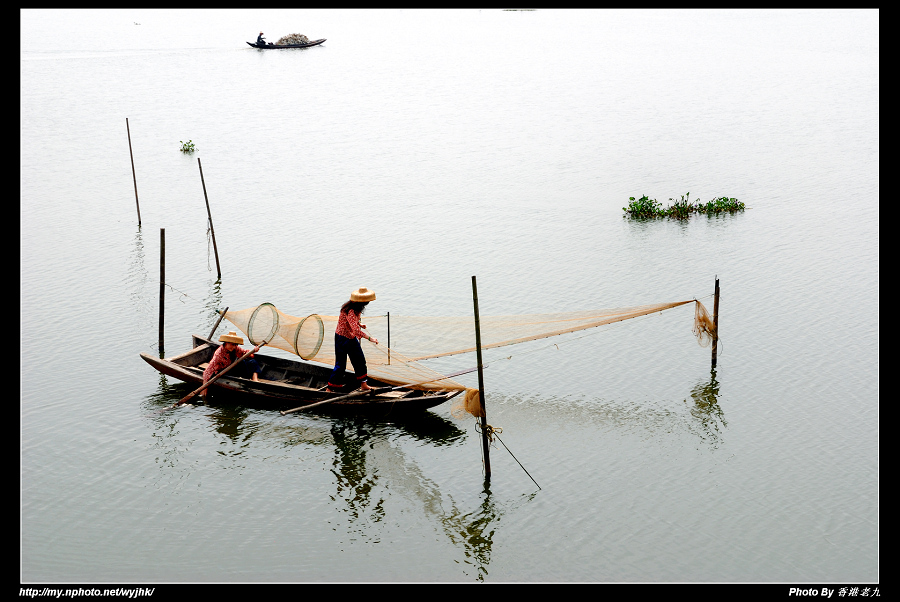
[[222, 298, 715, 395]]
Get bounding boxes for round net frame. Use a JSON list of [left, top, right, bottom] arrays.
[[247, 302, 280, 345], [292, 314, 325, 360]]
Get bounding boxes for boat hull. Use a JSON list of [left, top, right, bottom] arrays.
[[140, 335, 460, 415], [247, 39, 326, 49]]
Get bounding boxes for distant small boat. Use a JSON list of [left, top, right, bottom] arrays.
[[247, 39, 326, 49]]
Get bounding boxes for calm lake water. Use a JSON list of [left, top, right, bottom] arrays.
[[21, 9, 878, 583]]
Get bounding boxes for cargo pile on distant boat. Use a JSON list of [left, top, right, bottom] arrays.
[[276, 33, 310, 45]]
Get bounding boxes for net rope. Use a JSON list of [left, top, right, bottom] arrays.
[[223, 298, 716, 415]]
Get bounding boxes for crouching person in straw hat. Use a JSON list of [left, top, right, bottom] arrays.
[[201, 331, 262, 399], [326, 287, 379, 393]]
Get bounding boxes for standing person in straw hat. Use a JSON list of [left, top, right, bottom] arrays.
[[326, 287, 379, 393], [201, 331, 261, 399]]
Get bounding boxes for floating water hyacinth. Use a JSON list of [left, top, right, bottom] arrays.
[[623, 193, 745, 219], [179, 140, 196, 153]]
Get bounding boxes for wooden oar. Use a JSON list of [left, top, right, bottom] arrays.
[[172, 342, 265, 408], [280, 364, 486, 416]]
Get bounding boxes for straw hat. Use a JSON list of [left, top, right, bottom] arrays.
[[350, 287, 376, 302], [219, 330, 244, 344]]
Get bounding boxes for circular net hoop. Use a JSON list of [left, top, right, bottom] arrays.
[[247, 303, 280, 345], [293, 314, 325, 360]]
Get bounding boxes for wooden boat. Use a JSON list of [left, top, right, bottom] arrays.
[[140, 335, 462, 415], [246, 39, 326, 49]]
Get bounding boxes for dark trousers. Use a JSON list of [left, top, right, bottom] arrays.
[[205, 357, 261, 400], [327, 334, 367, 389], [230, 357, 262, 379]]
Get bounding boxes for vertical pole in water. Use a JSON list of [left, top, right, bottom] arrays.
[[387, 311, 391, 365], [126, 118, 141, 226], [472, 276, 491, 480], [198, 158, 222, 280], [711, 276, 720, 369], [159, 228, 165, 354]]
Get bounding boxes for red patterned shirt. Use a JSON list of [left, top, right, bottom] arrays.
[[335, 309, 366, 340], [203, 345, 250, 382]]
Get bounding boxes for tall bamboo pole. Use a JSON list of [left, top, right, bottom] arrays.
[[159, 228, 165, 354], [472, 275, 491, 479], [711, 276, 720, 368], [198, 158, 222, 280], [208, 306, 229, 341], [126, 118, 141, 226]]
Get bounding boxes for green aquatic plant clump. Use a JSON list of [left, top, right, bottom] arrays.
[[179, 140, 196, 153], [622, 194, 664, 218], [623, 193, 745, 219], [696, 196, 745, 214]]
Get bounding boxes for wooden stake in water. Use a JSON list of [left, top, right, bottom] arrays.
[[198, 158, 222, 280], [159, 228, 165, 354], [711, 276, 720, 368], [472, 275, 491, 480], [126, 118, 141, 226]]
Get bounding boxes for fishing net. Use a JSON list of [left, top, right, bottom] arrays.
[[387, 300, 701, 361], [222, 297, 716, 413], [452, 388, 485, 419], [692, 300, 716, 347]]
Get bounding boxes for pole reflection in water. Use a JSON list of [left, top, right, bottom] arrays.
[[440, 480, 501, 582], [203, 277, 224, 338], [126, 226, 153, 333], [684, 369, 727, 449]]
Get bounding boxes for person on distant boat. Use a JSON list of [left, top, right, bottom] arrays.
[[257, 31, 266, 46], [201, 331, 261, 398], [326, 287, 379, 393]]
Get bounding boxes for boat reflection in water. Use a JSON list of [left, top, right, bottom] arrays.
[[141, 369, 724, 580], [141, 379, 504, 579], [327, 415, 502, 581]]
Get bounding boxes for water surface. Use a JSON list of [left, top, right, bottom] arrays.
[[21, 8, 878, 583]]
